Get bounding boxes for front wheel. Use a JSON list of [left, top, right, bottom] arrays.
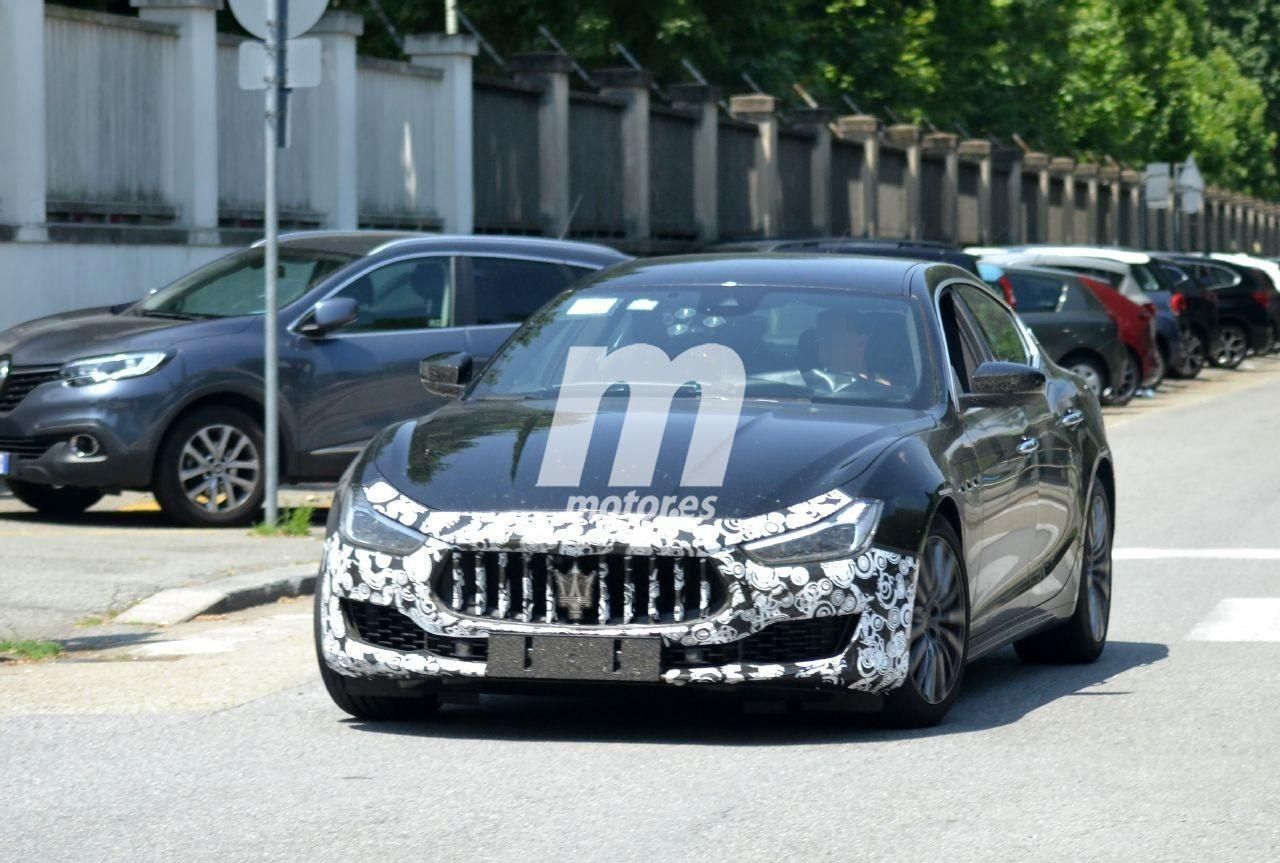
[[1214, 324, 1248, 369], [881, 518, 969, 728], [1015, 483, 1112, 664], [1174, 331, 1206, 378], [1101, 352, 1136, 406], [4, 479, 103, 516], [1064, 357, 1105, 400], [152, 407, 265, 527]]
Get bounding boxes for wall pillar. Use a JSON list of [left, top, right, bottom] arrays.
[[669, 84, 719, 244], [1100, 166, 1121, 245], [132, 0, 221, 242], [1000, 150, 1022, 244], [923, 132, 959, 242], [0, 0, 47, 240], [310, 12, 363, 230], [407, 33, 477, 233], [959, 139, 992, 244], [885, 124, 922, 239], [729, 94, 781, 237], [789, 108, 833, 235], [597, 68, 651, 242], [511, 52, 572, 236], [1049, 157, 1075, 243], [1024, 152, 1049, 243], [1121, 169, 1142, 246], [1074, 163, 1098, 245], [835, 115, 879, 237]]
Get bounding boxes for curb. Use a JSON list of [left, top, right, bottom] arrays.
[[115, 565, 317, 627]]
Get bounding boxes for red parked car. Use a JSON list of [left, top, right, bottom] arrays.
[[1078, 275, 1162, 397]]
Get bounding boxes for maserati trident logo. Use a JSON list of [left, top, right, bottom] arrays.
[[553, 564, 596, 622]]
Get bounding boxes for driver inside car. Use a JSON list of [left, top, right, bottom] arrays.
[[802, 309, 896, 391]]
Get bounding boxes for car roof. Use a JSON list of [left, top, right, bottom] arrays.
[[972, 245, 1151, 265], [580, 253, 977, 296], [264, 230, 632, 267], [984, 250, 1132, 274]]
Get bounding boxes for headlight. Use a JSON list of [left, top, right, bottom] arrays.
[[337, 481, 426, 556], [743, 499, 883, 565], [60, 352, 167, 386]]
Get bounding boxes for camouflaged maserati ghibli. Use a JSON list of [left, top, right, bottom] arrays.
[[315, 255, 1115, 728]]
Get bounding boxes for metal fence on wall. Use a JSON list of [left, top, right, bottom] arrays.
[[473, 78, 542, 234]]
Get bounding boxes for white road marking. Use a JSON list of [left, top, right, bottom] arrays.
[[1187, 598, 1280, 642], [1115, 548, 1280, 561]]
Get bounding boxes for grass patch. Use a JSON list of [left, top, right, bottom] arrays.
[[251, 506, 315, 537], [0, 639, 63, 662]]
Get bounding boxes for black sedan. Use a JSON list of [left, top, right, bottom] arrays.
[[316, 255, 1115, 728]]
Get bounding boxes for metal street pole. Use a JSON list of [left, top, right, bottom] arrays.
[[262, 0, 284, 526]]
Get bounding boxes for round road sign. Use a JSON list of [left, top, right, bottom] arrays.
[[227, 0, 329, 41]]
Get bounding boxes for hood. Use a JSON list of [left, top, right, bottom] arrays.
[[0, 307, 254, 365], [372, 397, 933, 519]]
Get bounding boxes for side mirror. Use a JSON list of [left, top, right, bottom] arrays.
[[420, 351, 473, 398], [298, 297, 358, 337], [966, 361, 1045, 402]]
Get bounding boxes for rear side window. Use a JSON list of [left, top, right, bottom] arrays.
[[470, 257, 584, 325], [1006, 273, 1065, 313], [958, 285, 1031, 365], [1190, 262, 1241, 290], [1132, 264, 1163, 294]]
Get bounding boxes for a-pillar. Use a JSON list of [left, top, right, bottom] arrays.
[[511, 52, 572, 236], [835, 115, 880, 237], [669, 84, 719, 244], [788, 108, 834, 235], [729, 94, 781, 237], [132, 0, 221, 243], [958, 139, 992, 244], [923, 132, 959, 242], [597, 68, 651, 242], [885, 124, 922, 239]]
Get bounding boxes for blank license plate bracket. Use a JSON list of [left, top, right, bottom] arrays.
[[486, 634, 661, 682]]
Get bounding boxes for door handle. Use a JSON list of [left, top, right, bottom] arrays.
[[1017, 437, 1040, 455], [1060, 409, 1084, 428]]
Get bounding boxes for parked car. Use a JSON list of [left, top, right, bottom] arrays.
[[715, 237, 981, 275], [1209, 253, 1280, 355], [980, 248, 1192, 380], [317, 254, 1115, 728], [978, 263, 1129, 404], [1076, 275, 1162, 396], [0, 232, 630, 526], [1172, 255, 1277, 365]]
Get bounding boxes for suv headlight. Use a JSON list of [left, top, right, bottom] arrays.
[[337, 481, 427, 556], [742, 499, 883, 565], [60, 352, 167, 386]]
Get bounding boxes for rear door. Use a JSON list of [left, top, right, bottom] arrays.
[[456, 256, 597, 364]]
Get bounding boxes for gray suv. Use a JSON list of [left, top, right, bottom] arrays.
[[0, 232, 628, 525]]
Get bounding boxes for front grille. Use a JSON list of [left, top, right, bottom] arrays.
[[0, 367, 61, 413], [663, 616, 858, 668], [431, 550, 727, 626], [0, 435, 61, 459], [342, 598, 488, 659]]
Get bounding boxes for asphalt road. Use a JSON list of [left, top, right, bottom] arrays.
[[4, 360, 1280, 861]]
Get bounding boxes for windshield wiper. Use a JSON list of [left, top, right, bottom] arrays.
[[137, 309, 204, 321]]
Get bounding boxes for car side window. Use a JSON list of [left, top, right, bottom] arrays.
[[470, 257, 582, 325], [957, 285, 1031, 365], [938, 291, 985, 392], [331, 257, 453, 332]]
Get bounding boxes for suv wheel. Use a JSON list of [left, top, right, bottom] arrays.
[[5, 479, 103, 516], [1174, 331, 1206, 378], [1214, 324, 1248, 369], [153, 407, 265, 527]]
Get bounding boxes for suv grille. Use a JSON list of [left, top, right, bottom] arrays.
[[342, 599, 488, 659], [0, 367, 61, 413], [0, 435, 61, 459], [663, 616, 857, 668], [430, 550, 727, 626]]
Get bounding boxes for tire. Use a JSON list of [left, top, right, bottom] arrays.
[[152, 406, 266, 527], [1150, 343, 1166, 387], [1173, 330, 1206, 379], [1063, 356, 1106, 400], [1266, 324, 1278, 355], [5, 479, 103, 516], [881, 518, 969, 729], [1101, 352, 1136, 406], [1214, 324, 1248, 369], [1014, 482, 1112, 664], [313, 588, 441, 721]]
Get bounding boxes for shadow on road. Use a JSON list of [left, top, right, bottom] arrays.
[[345, 640, 1168, 746]]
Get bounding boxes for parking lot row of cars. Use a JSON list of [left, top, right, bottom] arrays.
[[0, 234, 1274, 528]]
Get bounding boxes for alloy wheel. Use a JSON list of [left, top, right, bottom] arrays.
[[177, 424, 262, 514], [1217, 326, 1248, 367], [1179, 332, 1205, 377], [1084, 491, 1113, 644], [909, 536, 967, 705]]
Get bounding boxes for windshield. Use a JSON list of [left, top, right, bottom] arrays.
[[137, 247, 357, 318], [470, 284, 937, 409]]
